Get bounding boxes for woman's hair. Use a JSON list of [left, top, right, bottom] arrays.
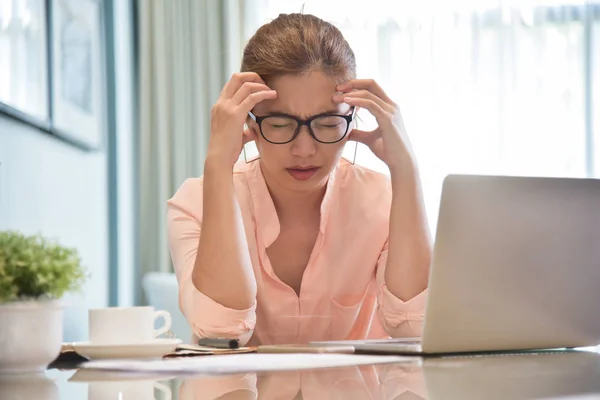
[[241, 13, 356, 83]]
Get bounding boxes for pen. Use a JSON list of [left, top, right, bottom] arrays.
[[197, 338, 240, 349]]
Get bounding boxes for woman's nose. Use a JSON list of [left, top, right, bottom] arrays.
[[291, 125, 317, 157]]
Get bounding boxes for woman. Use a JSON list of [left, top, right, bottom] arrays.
[[167, 13, 431, 346]]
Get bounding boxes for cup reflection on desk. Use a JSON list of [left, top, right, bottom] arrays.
[[88, 379, 172, 400], [70, 369, 173, 400]]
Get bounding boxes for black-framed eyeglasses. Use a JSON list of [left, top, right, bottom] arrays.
[[248, 107, 356, 144]]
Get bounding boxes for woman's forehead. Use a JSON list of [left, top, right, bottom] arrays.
[[255, 98, 346, 118], [255, 71, 346, 117]]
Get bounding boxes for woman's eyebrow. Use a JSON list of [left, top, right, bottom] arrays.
[[265, 108, 344, 117]]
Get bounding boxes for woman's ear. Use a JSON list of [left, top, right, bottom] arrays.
[[242, 124, 258, 145], [354, 107, 362, 128]]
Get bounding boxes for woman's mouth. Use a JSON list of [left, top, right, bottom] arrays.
[[286, 166, 320, 181]]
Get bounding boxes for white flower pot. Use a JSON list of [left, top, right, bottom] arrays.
[[0, 300, 64, 374]]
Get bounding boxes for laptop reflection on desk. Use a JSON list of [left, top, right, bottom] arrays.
[[422, 351, 600, 400]]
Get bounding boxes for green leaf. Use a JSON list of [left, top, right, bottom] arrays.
[[0, 231, 87, 303]]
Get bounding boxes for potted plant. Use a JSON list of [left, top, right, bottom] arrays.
[[0, 230, 86, 374]]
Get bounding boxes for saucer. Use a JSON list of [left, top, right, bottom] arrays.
[[69, 368, 177, 382], [71, 338, 182, 360]]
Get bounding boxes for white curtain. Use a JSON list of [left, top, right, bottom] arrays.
[[137, 0, 247, 277], [138, 0, 599, 277], [249, 0, 599, 232]]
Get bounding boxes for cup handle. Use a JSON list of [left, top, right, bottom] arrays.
[[153, 310, 172, 338], [154, 381, 172, 400]]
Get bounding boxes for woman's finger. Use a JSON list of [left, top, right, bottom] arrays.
[[334, 90, 395, 113], [336, 79, 394, 105], [222, 72, 266, 99], [342, 96, 390, 121], [348, 128, 375, 145], [238, 89, 278, 112], [232, 82, 273, 105]]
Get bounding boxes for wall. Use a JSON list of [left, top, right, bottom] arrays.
[[0, 116, 109, 342]]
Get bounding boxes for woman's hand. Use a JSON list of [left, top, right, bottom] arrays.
[[333, 79, 415, 174], [206, 72, 277, 168]]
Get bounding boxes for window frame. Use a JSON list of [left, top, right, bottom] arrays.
[[0, 0, 110, 151]]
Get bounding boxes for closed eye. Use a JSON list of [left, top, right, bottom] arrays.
[[269, 123, 292, 129]]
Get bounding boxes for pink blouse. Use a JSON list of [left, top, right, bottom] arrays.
[[167, 158, 426, 346]]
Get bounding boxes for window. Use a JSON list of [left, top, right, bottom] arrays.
[[0, 0, 48, 120], [249, 0, 599, 231], [0, 0, 105, 150]]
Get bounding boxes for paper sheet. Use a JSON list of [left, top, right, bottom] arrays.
[[82, 353, 417, 374]]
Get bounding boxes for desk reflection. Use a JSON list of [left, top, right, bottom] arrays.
[[46, 349, 600, 399], [178, 351, 600, 400], [179, 364, 425, 399]]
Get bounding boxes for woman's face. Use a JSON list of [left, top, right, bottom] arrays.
[[249, 70, 353, 193]]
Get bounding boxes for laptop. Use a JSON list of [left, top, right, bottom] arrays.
[[313, 174, 600, 355]]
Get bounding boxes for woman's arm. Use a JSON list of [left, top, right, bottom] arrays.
[[385, 162, 431, 301], [334, 79, 431, 300], [167, 72, 277, 343], [167, 175, 257, 344], [194, 161, 256, 310], [334, 79, 431, 337], [373, 165, 430, 337], [377, 160, 431, 338], [194, 71, 276, 309]]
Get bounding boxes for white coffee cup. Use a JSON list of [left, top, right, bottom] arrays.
[[89, 306, 172, 345]]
